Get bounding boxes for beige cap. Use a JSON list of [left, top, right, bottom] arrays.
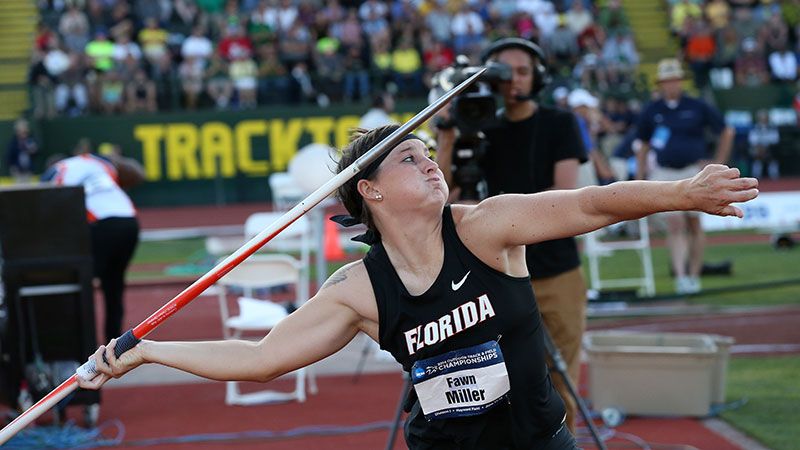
[[656, 58, 686, 82], [568, 88, 599, 109]]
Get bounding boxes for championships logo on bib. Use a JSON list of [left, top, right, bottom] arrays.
[[411, 341, 510, 420]]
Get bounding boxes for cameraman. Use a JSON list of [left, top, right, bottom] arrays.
[[436, 38, 588, 434]]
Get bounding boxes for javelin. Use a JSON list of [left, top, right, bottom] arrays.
[[0, 67, 486, 444]]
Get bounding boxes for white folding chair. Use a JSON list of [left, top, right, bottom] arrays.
[[269, 172, 306, 212], [216, 253, 317, 405], [583, 217, 656, 297], [244, 212, 312, 302]]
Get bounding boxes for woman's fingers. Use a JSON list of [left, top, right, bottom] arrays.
[[77, 372, 110, 390]]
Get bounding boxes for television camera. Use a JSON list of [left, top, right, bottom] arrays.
[[429, 56, 511, 201]]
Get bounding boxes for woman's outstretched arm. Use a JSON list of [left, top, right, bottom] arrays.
[[78, 262, 373, 389], [464, 164, 758, 248]]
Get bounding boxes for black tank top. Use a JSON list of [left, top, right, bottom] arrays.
[[364, 206, 566, 448]]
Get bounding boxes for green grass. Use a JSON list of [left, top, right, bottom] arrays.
[[722, 356, 800, 450], [132, 238, 206, 265], [131, 233, 800, 447], [581, 240, 800, 307]]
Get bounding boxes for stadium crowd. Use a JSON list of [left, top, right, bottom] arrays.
[[670, 0, 800, 90], [21, 0, 800, 180], [27, 0, 646, 117]]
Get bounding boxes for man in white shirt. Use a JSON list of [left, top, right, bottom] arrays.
[[42, 139, 143, 342]]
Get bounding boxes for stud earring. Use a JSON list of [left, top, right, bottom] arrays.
[[375, 193, 383, 201]]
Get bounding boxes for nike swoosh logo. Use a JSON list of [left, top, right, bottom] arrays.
[[451, 271, 471, 291]]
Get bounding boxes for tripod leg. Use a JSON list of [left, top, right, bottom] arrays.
[[352, 334, 374, 384], [542, 325, 607, 450], [385, 376, 410, 450]]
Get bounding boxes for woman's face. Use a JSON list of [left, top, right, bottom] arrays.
[[366, 139, 448, 215]]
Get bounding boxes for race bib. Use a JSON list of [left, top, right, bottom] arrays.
[[650, 125, 671, 151], [411, 340, 510, 420]]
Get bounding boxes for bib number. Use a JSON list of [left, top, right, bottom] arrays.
[[411, 340, 510, 420]]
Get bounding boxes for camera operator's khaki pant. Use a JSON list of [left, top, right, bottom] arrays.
[[532, 267, 587, 434]]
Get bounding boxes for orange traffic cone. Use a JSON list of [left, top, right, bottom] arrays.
[[324, 214, 346, 261]]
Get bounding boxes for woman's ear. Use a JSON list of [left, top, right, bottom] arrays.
[[357, 179, 378, 200]]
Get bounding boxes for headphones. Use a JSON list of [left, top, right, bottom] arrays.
[[480, 37, 550, 97]]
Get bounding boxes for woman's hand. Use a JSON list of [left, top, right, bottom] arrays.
[[77, 338, 148, 390], [683, 164, 759, 217]]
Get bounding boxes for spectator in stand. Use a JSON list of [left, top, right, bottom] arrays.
[[217, 22, 253, 61], [134, 0, 165, 24], [683, 18, 716, 90], [108, 1, 136, 45], [256, 42, 291, 104], [342, 43, 371, 103], [565, 1, 593, 36], [30, 36, 68, 119], [169, 0, 201, 37], [313, 36, 345, 104], [229, 49, 259, 108], [330, 8, 364, 50], [731, 7, 761, 42], [179, 56, 205, 109], [768, 41, 799, 82], [425, 1, 452, 44], [574, 36, 606, 90], [85, 29, 115, 73], [748, 109, 780, 179], [369, 34, 393, 91], [5, 119, 38, 184], [512, 10, 538, 41], [704, 0, 731, 31], [249, 2, 277, 45], [390, 32, 424, 97], [316, 0, 346, 36], [423, 37, 455, 74], [34, 21, 55, 54], [181, 25, 214, 66], [59, 3, 90, 53], [735, 37, 770, 86], [535, 4, 560, 41], [112, 33, 143, 69], [597, 0, 630, 35], [670, 0, 702, 36], [55, 50, 89, 115], [713, 24, 740, 71], [278, 19, 312, 68], [98, 70, 125, 114], [760, 11, 790, 52], [215, 0, 246, 40], [290, 62, 320, 104], [358, 0, 388, 26], [360, 0, 390, 43], [544, 14, 580, 75], [488, 0, 518, 23], [782, 0, 800, 40], [274, 0, 300, 31], [138, 18, 170, 66], [205, 52, 234, 108], [125, 68, 158, 112], [451, 3, 485, 57], [600, 30, 640, 88]]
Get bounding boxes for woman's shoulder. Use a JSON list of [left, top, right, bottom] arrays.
[[321, 259, 370, 290], [318, 259, 379, 322]]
